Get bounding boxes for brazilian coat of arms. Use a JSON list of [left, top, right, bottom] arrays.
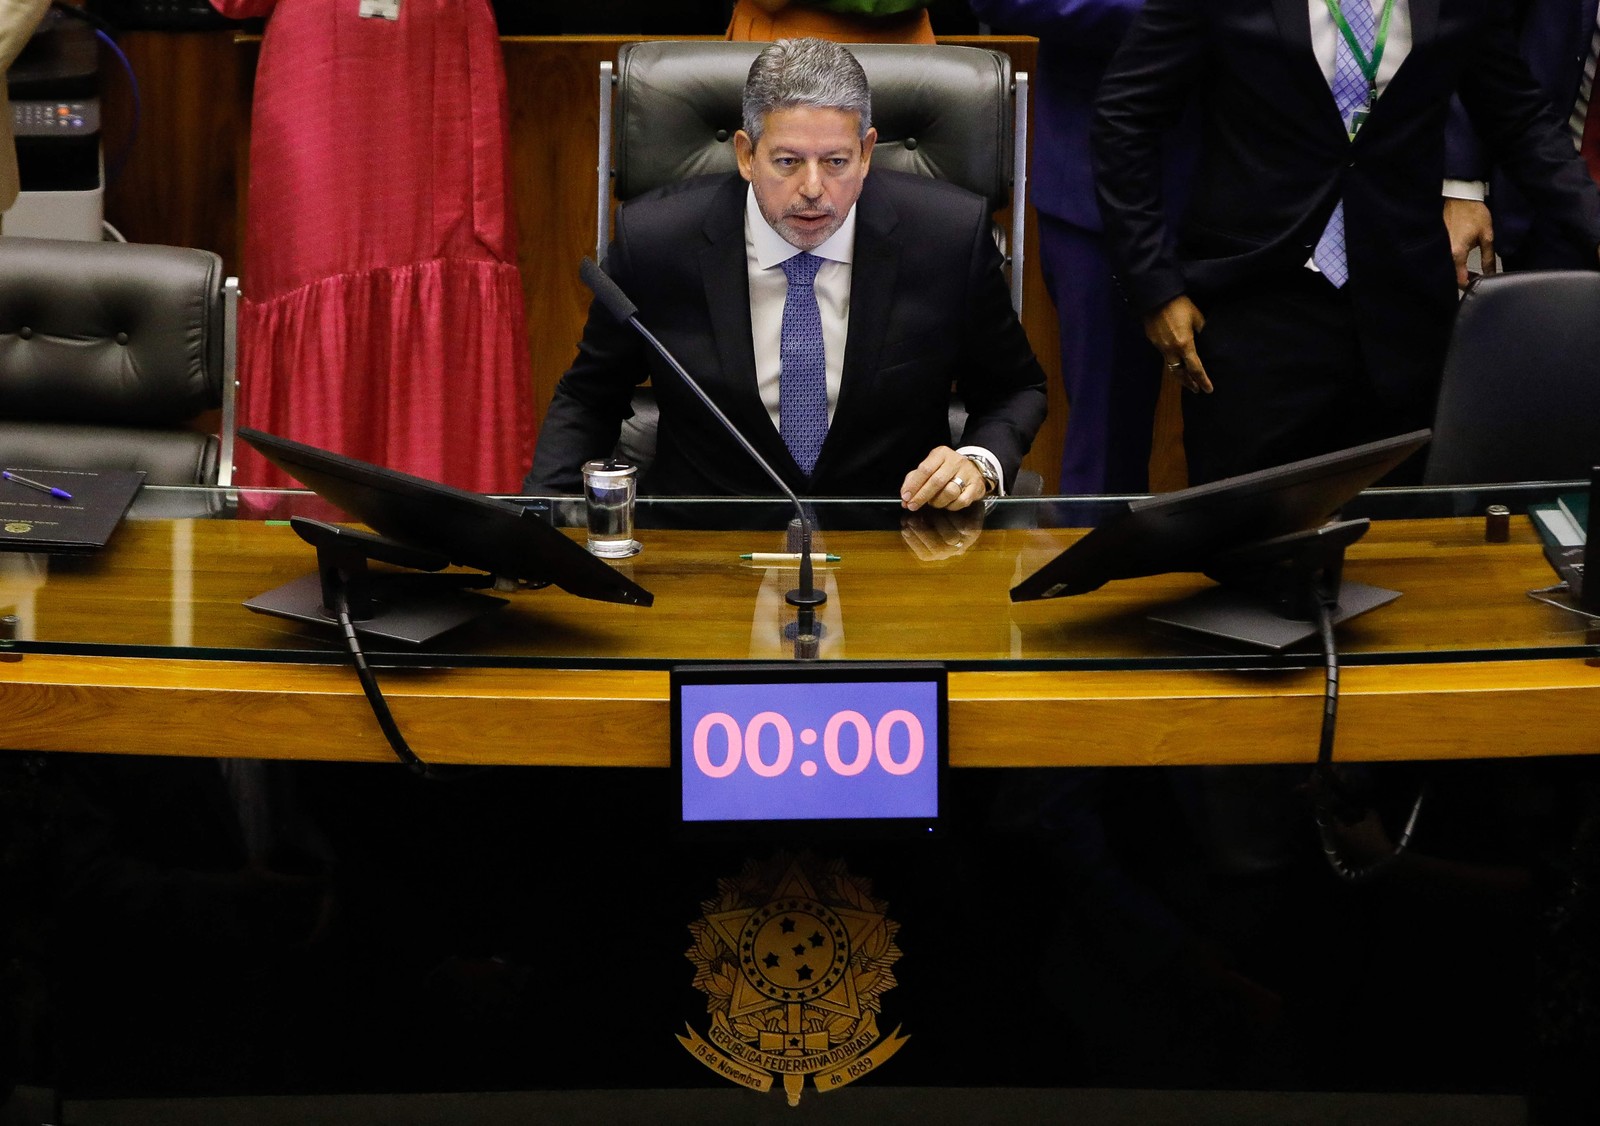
[[679, 852, 909, 1106]]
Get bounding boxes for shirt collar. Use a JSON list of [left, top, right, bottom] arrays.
[[745, 183, 858, 269]]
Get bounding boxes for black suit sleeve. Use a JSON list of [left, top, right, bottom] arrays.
[[1456, 4, 1600, 259], [522, 237, 652, 496], [1091, 0, 1210, 314], [951, 204, 1050, 488]]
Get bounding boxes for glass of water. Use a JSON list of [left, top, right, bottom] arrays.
[[581, 460, 640, 558]]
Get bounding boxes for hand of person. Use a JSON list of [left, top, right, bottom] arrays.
[[900, 447, 986, 512], [1444, 197, 1496, 288], [1143, 295, 1212, 394], [901, 504, 984, 561]]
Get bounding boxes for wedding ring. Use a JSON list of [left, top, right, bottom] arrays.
[[950, 475, 966, 491], [1165, 360, 1183, 370]]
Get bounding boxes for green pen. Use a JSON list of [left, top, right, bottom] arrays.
[[740, 552, 840, 564]]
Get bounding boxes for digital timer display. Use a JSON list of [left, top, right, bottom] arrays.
[[671, 665, 946, 828]]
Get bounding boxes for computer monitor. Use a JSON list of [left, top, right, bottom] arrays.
[[240, 428, 653, 613], [1011, 431, 1431, 647]]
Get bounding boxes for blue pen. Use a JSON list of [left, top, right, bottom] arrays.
[[3, 470, 72, 501]]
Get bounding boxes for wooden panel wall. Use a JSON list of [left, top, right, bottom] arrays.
[[100, 33, 1185, 493], [102, 32, 244, 268]]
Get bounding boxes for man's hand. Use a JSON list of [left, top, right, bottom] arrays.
[[1143, 295, 1212, 393], [901, 447, 985, 512], [1444, 197, 1496, 288], [901, 505, 984, 562]]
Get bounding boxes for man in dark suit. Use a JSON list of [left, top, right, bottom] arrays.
[[970, 0, 1197, 495], [1092, 0, 1600, 484], [1444, 0, 1600, 274], [525, 38, 1048, 509]]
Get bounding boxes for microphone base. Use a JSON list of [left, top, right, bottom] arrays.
[[785, 587, 828, 610]]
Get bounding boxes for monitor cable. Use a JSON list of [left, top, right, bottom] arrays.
[[1306, 582, 1425, 882], [48, 1, 142, 185], [332, 583, 488, 783]]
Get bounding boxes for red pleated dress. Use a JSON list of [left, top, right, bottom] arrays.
[[211, 0, 533, 492]]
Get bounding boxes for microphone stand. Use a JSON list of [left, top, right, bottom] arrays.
[[579, 259, 825, 656]]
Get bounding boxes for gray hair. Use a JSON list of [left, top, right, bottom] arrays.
[[741, 38, 873, 144]]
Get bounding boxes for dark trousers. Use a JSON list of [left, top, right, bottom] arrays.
[[1183, 268, 1434, 486], [1038, 213, 1165, 494]]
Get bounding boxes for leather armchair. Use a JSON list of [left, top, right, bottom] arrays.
[[1424, 271, 1600, 485], [0, 236, 238, 487]]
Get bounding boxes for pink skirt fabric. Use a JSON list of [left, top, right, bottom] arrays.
[[236, 257, 532, 491], [217, 0, 533, 491]]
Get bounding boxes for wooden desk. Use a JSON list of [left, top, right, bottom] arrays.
[[0, 504, 1595, 768]]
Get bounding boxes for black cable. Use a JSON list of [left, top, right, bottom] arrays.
[[1308, 585, 1426, 882], [47, 3, 143, 185], [332, 583, 488, 782], [1315, 595, 1341, 777]]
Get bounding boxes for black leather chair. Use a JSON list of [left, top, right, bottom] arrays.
[[1424, 271, 1600, 485], [0, 236, 238, 487]]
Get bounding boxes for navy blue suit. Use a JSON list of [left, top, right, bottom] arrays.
[[526, 171, 1048, 498], [1444, 0, 1600, 267]]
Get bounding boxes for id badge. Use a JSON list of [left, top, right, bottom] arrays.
[[1348, 103, 1370, 141], [358, 0, 400, 19]]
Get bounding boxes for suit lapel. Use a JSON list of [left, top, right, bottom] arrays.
[[1406, 0, 1438, 51], [697, 177, 798, 479], [1271, 0, 1351, 137], [814, 178, 900, 480], [1356, 0, 1436, 143]]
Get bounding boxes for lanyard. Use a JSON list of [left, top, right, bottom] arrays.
[[1322, 0, 1397, 91]]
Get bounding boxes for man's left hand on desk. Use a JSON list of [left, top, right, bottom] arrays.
[[900, 447, 986, 512]]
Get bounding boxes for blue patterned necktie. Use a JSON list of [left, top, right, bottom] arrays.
[[1312, 0, 1378, 287], [778, 252, 828, 476]]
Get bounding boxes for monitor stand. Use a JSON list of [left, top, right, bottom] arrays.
[[244, 517, 507, 646], [1146, 519, 1400, 650]]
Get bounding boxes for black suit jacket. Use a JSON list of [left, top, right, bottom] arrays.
[[1092, 0, 1600, 396], [1443, 0, 1600, 262], [524, 170, 1048, 497]]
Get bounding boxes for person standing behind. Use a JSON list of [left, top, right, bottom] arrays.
[[726, 0, 936, 44], [1093, 0, 1600, 486], [209, 0, 534, 493], [1444, 0, 1600, 276], [0, 0, 48, 235], [969, 0, 1194, 494]]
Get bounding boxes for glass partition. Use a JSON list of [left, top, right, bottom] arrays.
[[2, 481, 1592, 669]]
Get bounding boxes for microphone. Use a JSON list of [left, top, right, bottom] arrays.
[[578, 258, 827, 649]]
